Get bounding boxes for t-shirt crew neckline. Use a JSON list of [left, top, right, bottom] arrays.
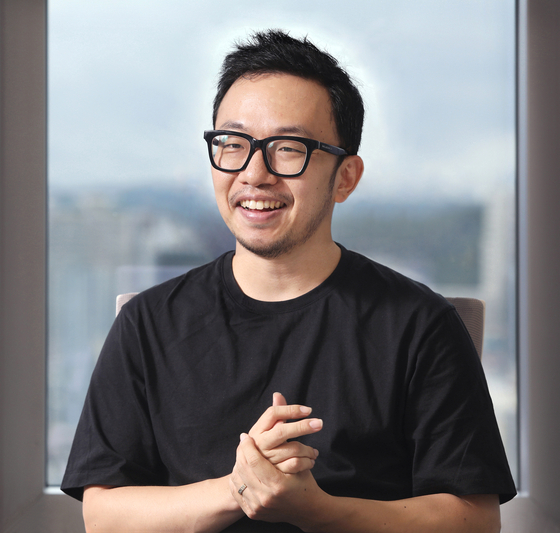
[[222, 244, 350, 315]]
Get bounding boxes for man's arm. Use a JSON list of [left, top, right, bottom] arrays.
[[230, 434, 501, 533], [82, 397, 323, 533], [306, 492, 500, 533], [83, 477, 243, 533]]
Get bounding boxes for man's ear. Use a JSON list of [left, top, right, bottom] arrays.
[[334, 155, 364, 204]]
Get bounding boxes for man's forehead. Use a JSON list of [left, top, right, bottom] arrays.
[[227, 71, 326, 96], [216, 73, 335, 135]]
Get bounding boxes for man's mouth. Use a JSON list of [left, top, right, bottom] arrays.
[[239, 199, 285, 211]]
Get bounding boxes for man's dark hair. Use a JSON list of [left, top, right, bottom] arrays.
[[213, 29, 364, 155]]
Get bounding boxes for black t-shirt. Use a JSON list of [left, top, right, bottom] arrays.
[[61, 246, 516, 530]]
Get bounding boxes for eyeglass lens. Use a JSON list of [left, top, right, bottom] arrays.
[[211, 134, 308, 176]]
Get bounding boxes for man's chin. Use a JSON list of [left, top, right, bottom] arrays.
[[236, 233, 299, 260]]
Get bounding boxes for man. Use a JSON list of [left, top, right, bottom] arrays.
[[62, 30, 516, 531]]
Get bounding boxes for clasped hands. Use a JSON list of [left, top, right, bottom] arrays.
[[229, 392, 325, 525]]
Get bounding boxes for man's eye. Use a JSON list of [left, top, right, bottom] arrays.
[[272, 142, 306, 154], [221, 142, 248, 153]]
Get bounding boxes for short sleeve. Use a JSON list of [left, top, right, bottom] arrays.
[[61, 305, 167, 501], [405, 307, 516, 504]]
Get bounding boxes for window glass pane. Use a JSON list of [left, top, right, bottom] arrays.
[[47, 0, 517, 485]]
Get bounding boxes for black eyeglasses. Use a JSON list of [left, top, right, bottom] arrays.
[[203, 130, 347, 178]]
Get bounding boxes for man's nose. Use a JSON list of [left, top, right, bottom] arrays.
[[240, 149, 278, 186]]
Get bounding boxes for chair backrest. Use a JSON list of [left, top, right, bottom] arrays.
[[445, 297, 486, 359], [115, 294, 485, 358], [116, 292, 138, 316]]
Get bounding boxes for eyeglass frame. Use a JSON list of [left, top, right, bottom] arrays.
[[203, 129, 348, 178]]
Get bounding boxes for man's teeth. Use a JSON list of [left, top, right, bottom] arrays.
[[240, 200, 283, 210]]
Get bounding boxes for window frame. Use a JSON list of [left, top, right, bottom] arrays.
[[1, 0, 559, 530], [0, 1, 83, 530]]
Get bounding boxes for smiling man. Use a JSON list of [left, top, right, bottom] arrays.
[[62, 30, 516, 532]]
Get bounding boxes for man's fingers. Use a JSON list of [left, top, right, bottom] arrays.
[[237, 435, 281, 485], [272, 392, 287, 429], [257, 417, 323, 452], [275, 456, 316, 475], [262, 440, 319, 465], [272, 392, 287, 407], [249, 404, 315, 436], [266, 441, 320, 474], [247, 396, 323, 465], [231, 435, 268, 503], [232, 434, 320, 524]]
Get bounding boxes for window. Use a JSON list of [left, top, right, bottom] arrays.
[[47, 0, 518, 486], [15, 1, 560, 531]]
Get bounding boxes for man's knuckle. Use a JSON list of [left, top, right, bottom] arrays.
[[275, 424, 288, 441], [245, 506, 259, 520], [282, 458, 299, 472], [290, 405, 301, 417], [247, 454, 260, 469], [260, 492, 275, 508]]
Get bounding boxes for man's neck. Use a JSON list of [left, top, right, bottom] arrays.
[[231, 240, 342, 302]]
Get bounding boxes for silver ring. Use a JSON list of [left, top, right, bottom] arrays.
[[238, 484, 247, 496]]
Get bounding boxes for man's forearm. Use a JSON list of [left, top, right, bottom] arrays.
[[298, 492, 501, 533], [83, 476, 244, 533], [232, 433, 501, 533]]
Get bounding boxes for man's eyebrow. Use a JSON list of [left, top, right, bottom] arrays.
[[217, 122, 314, 138], [218, 121, 246, 131], [274, 125, 314, 138]]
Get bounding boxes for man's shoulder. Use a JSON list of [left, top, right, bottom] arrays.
[[342, 248, 444, 296], [118, 251, 232, 318], [340, 247, 451, 315]]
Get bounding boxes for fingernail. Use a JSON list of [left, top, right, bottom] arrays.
[[314, 448, 319, 458], [240, 433, 248, 442], [309, 419, 323, 429], [300, 406, 312, 415]]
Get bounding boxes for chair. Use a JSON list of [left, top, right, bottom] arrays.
[[116, 292, 138, 316], [444, 297, 486, 359], [116, 294, 485, 358]]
